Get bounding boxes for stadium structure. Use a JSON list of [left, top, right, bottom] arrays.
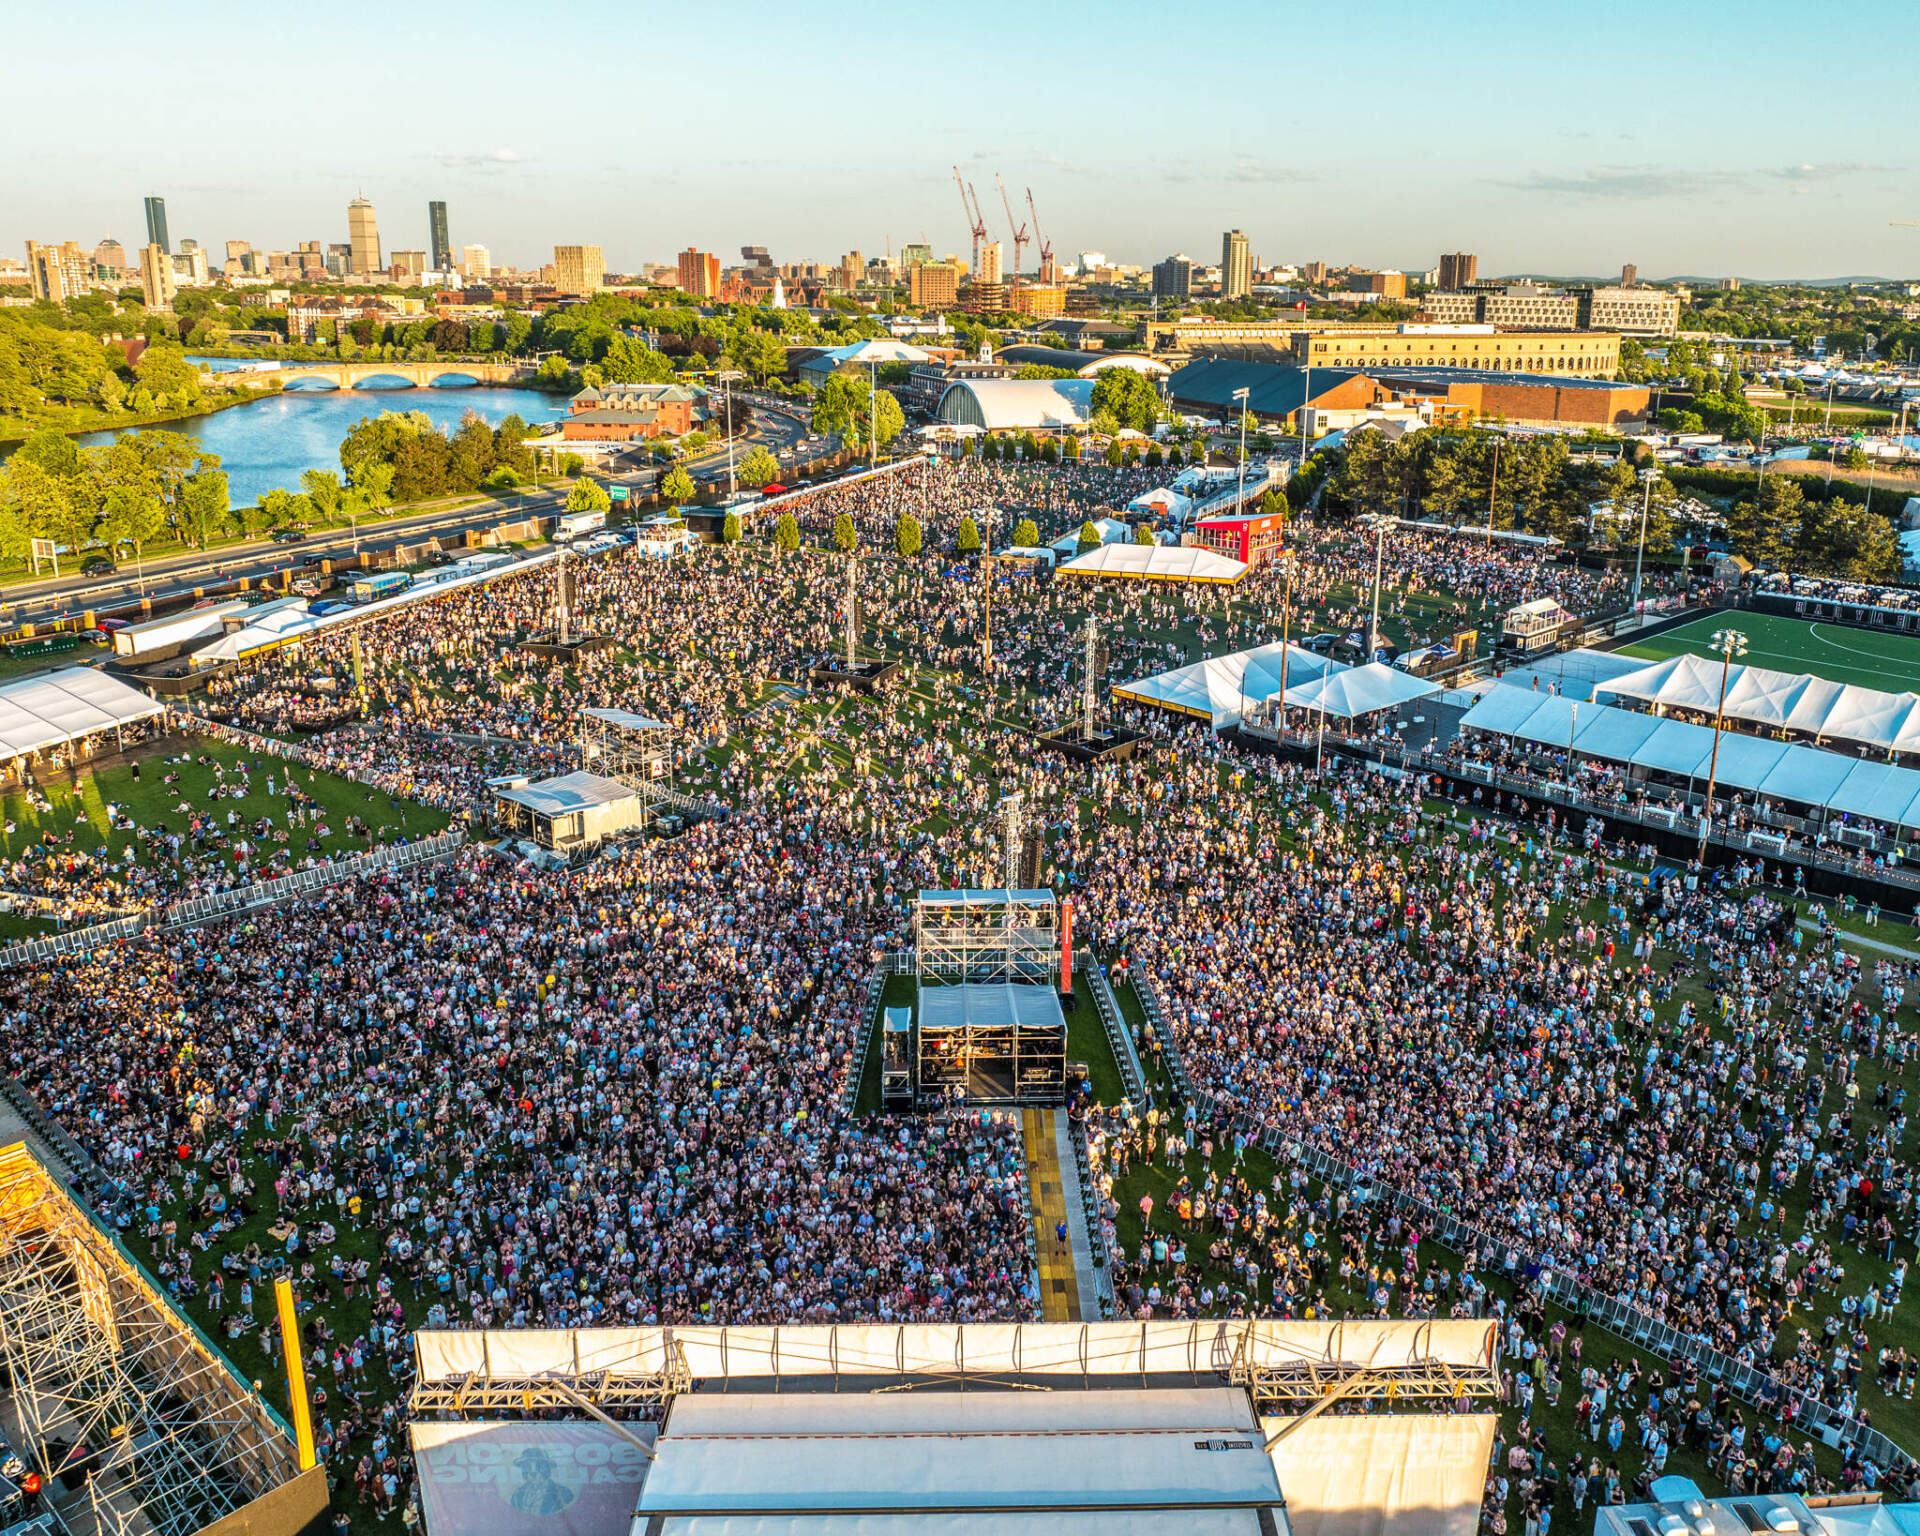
[[0, 1143, 327, 1536], [407, 1320, 1502, 1536]]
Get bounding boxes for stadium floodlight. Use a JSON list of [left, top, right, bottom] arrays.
[[1697, 628, 1750, 857], [1631, 465, 1661, 606]]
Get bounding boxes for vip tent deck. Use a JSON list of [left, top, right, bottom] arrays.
[[1459, 683, 1920, 830], [1057, 542, 1250, 585], [1278, 662, 1440, 719], [0, 666, 165, 765], [1116, 643, 1346, 728], [1595, 653, 1920, 755]]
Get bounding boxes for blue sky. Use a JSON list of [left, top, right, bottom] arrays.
[[8, 0, 1915, 280]]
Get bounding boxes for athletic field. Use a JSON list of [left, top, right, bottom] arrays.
[[1619, 610, 1920, 692]]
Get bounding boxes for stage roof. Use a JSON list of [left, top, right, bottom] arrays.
[[1116, 642, 1346, 729], [916, 888, 1054, 907], [635, 1388, 1282, 1529], [1263, 1413, 1497, 1536], [0, 666, 165, 762], [584, 707, 669, 731], [918, 983, 1066, 1032]]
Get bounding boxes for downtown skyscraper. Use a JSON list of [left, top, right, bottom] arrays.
[[428, 200, 451, 272], [144, 196, 169, 254]]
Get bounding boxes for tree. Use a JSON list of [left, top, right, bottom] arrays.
[[721, 510, 742, 545], [1806, 500, 1901, 579], [133, 344, 201, 407], [737, 446, 781, 489], [1, 458, 86, 559], [302, 469, 345, 527], [956, 516, 982, 555], [99, 486, 167, 573], [1063, 436, 1082, 461], [1076, 519, 1102, 554], [810, 371, 903, 450], [1104, 441, 1124, 467], [177, 471, 232, 547], [1726, 476, 1805, 567], [832, 512, 856, 552], [1090, 369, 1160, 433], [895, 513, 922, 558], [1012, 518, 1039, 547], [774, 511, 801, 552], [660, 465, 696, 505], [741, 331, 787, 386], [1133, 522, 1156, 545], [601, 335, 675, 385], [566, 477, 612, 513]]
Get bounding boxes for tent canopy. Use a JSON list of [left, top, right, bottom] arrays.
[[1596, 653, 1920, 754], [1116, 642, 1345, 728], [1059, 543, 1249, 585], [0, 667, 165, 762], [1279, 662, 1439, 719]]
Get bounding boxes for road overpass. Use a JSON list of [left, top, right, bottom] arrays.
[[201, 360, 536, 389]]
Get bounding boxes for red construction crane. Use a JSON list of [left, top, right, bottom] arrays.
[[953, 165, 987, 278], [997, 174, 1029, 281], [1026, 186, 1053, 282]]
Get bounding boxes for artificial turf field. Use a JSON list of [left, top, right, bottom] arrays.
[[1620, 610, 1920, 692]]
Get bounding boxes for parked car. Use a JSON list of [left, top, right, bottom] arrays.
[[1302, 633, 1338, 654], [80, 555, 116, 576]]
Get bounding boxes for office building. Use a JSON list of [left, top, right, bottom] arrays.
[[1578, 285, 1681, 336], [907, 261, 959, 309], [171, 243, 210, 288], [143, 196, 169, 256], [1303, 261, 1327, 285], [93, 238, 127, 275], [24, 240, 92, 302], [899, 242, 932, 272], [461, 244, 492, 281], [139, 242, 176, 311], [1620, 263, 1638, 289], [740, 245, 773, 270], [976, 241, 1003, 286], [677, 248, 720, 298], [347, 196, 381, 277], [1347, 270, 1407, 299], [839, 250, 863, 291], [1221, 229, 1251, 300], [428, 201, 451, 271], [1438, 252, 1477, 290], [325, 242, 351, 279], [553, 244, 605, 294], [1152, 254, 1193, 300], [389, 250, 427, 280]]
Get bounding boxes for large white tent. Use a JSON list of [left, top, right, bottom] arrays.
[[1460, 683, 1920, 831], [1279, 662, 1440, 720], [1264, 1414, 1498, 1536], [1596, 653, 1920, 756], [1058, 542, 1249, 585], [1116, 642, 1346, 728], [0, 667, 165, 764]]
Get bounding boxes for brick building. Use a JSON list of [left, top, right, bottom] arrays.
[[561, 382, 697, 442]]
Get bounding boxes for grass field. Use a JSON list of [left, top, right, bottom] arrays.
[[0, 739, 451, 937], [1621, 610, 1920, 692]]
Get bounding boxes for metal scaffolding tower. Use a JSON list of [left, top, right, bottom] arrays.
[[0, 1147, 302, 1536]]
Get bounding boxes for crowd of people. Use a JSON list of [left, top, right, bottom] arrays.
[[0, 450, 1905, 1535]]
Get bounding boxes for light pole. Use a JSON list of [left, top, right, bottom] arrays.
[[718, 369, 743, 497], [1297, 363, 1312, 471], [1486, 435, 1500, 549], [1366, 513, 1386, 660], [869, 360, 880, 471], [1698, 627, 1749, 858], [1231, 387, 1251, 512], [1631, 465, 1660, 607]]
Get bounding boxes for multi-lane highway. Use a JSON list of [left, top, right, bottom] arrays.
[[3, 401, 827, 630]]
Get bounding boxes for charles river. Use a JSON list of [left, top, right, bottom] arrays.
[[71, 359, 567, 509]]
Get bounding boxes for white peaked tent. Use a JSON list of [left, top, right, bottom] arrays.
[[1057, 543, 1250, 584], [1278, 662, 1440, 719], [1596, 653, 1920, 755], [1115, 643, 1347, 728], [1459, 683, 1920, 831], [0, 667, 165, 765]]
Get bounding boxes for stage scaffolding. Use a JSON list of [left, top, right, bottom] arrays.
[[409, 1338, 693, 1417], [579, 707, 672, 821], [1227, 1317, 1502, 1417], [912, 889, 1059, 984], [0, 1145, 304, 1536]]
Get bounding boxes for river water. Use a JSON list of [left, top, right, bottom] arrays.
[[62, 361, 568, 508]]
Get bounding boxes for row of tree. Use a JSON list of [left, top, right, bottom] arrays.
[[0, 318, 208, 422], [1321, 428, 1901, 578], [0, 427, 230, 565]]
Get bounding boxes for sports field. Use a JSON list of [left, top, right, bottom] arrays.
[[1620, 609, 1920, 691]]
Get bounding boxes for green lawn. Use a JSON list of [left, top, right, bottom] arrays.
[[0, 738, 450, 937], [1621, 609, 1920, 692]]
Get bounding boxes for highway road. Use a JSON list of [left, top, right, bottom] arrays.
[[3, 402, 826, 629]]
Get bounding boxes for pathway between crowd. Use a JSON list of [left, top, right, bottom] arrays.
[[1021, 1108, 1098, 1320]]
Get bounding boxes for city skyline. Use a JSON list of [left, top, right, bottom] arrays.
[[5, 0, 1918, 280]]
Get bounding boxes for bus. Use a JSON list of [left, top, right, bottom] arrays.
[[345, 571, 413, 605]]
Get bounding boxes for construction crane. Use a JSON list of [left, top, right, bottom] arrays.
[[952, 165, 988, 277], [1026, 187, 1053, 282], [997, 175, 1030, 281]]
